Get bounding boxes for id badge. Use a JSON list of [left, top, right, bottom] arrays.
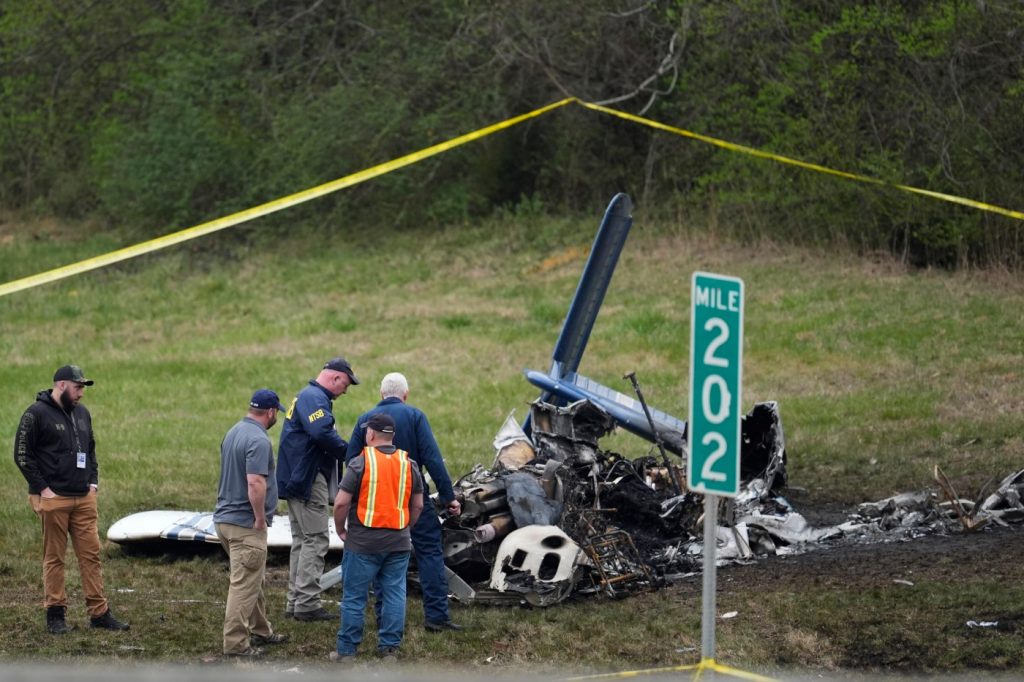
[[77, 452, 87, 469]]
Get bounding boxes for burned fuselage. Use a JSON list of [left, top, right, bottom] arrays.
[[441, 397, 788, 605]]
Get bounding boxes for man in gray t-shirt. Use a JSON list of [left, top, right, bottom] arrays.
[[332, 412, 423, 661], [213, 389, 288, 658]]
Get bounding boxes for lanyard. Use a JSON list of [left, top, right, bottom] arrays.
[[68, 410, 84, 455]]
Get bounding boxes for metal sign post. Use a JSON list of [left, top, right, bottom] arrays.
[[689, 271, 744, 665], [701, 493, 720, 664]]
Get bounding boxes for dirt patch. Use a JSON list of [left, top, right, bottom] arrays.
[[710, 523, 1023, 593]]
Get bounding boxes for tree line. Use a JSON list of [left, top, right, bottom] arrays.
[[2, 1, 1022, 268]]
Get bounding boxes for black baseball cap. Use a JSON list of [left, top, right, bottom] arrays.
[[364, 412, 396, 434], [250, 388, 286, 411], [53, 364, 94, 386], [323, 357, 360, 385]]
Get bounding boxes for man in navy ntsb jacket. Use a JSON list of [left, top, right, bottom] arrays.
[[277, 357, 359, 621]]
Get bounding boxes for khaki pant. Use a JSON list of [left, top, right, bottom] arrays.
[[286, 474, 330, 614], [216, 522, 273, 654], [30, 492, 108, 617]]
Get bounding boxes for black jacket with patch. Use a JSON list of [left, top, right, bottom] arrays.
[[14, 389, 98, 495]]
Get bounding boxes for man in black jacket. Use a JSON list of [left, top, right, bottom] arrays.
[[14, 364, 129, 635]]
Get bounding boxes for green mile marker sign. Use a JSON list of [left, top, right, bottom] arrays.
[[688, 272, 744, 497]]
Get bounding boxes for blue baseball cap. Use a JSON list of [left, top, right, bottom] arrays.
[[249, 388, 286, 411]]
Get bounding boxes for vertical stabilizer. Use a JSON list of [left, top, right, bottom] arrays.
[[548, 193, 634, 381], [524, 193, 633, 435]]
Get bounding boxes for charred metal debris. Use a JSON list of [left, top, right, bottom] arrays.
[[441, 397, 788, 606], [440, 398, 1024, 608]]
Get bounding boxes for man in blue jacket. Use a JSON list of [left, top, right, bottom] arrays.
[[277, 357, 359, 621], [346, 372, 463, 632]]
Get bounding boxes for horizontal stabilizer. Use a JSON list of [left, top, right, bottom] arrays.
[[524, 369, 687, 454]]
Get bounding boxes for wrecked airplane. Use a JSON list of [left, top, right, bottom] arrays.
[[439, 193, 794, 605], [439, 397, 1024, 607]]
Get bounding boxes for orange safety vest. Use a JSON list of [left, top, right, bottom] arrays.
[[356, 446, 414, 530]]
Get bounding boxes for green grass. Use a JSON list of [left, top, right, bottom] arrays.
[[0, 212, 1022, 672]]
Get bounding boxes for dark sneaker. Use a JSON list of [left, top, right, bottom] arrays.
[[45, 607, 73, 635], [251, 632, 289, 646], [225, 646, 264, 659], [424, 620, 463, 632], [293, 607, 334, 622], [379, 646, 399, 663], [89, 609, 130, 631]]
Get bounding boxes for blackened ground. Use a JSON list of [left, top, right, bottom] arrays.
[[727, 488, 1023, 592], [707, 522, 1023, 593], [667, 493, 1024, 672]]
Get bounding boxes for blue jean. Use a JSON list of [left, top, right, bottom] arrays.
[[374, 497, 450, 625], [337, 549, 411, 655]]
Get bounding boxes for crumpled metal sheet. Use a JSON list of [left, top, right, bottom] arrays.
[[504, 472, 563, 527], [981, 468, 1024, 523]]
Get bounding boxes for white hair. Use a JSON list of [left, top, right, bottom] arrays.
[[380, 372, 409, 398]]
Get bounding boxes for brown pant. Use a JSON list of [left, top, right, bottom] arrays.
[[216, 522, 273, 654], [30, 492, 108, 617]]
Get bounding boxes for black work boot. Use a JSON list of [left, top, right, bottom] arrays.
[[89, 608, 130, 631], [46, 606, 73, 635]]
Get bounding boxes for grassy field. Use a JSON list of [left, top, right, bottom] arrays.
[[0, 209, 1022, 674]]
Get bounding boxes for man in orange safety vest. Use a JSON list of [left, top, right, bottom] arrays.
[[331, 412, 423, 663]]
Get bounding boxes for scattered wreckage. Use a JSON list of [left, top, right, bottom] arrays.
[[434, 192, 1024, 607], [440, 397, 1024, 608]]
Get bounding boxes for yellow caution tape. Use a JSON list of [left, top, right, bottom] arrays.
[[576, 100, 1024, 221], [0, 98, 576, 300], [702, 659, 780, 681], [564, 658, 778, 682], [2, 95, 1021, 300]]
